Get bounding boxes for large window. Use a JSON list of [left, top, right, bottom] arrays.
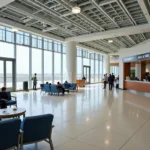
[[16, 45, 29, 90], [91, 59, 95, 83], [63, 54, 66, 82], [77, 57, 82, 79], [0, 42, 14, 58], [83, 58, 89, 66], [95, 60, 99, 82], [54, 52, 61, 83], [32, 48, 42, 88], [110, 66, 119, 77], [0, 24, 105, 90], [44, 51, 52, 83]]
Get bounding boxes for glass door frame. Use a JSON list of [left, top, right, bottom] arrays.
[[0, 57, 16, 92], [83, 65, 91, 84]]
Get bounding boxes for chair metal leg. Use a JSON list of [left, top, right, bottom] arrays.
[[49, 138, 54, 150]]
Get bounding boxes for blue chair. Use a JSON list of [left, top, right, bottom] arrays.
[[21, 114, 54, 150], [44, 84, 51, 94], [62, 83, 78, 92], [0, 92, 17, 107], [40, 84, 45, 94], [0, 118, 21, 150]]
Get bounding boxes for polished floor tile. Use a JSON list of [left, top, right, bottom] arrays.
[[54, 140, 102, 150], [12, 84, 150, 150]]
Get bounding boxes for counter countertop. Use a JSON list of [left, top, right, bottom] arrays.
[[125, 80, 150, 84]]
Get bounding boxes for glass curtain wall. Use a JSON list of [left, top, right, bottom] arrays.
[[16, 45, 29, 90], [0, 25, 104, 90], [110, 66, 119, 77], [95, 54, 99, 82], [76, 48, 82, 79], [76, 49, 104, 83]]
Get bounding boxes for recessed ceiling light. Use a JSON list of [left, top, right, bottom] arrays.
[[12, 28, 18, 32], [108, 40, 113, 43], [72, 7, 81, 14]]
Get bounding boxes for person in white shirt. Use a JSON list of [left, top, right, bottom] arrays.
[[103, 74, 108, 89]]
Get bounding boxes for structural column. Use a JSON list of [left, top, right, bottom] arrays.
[[135, 63, 141, 80], [104, 55, 110, 75], [66, 41, 77, 83]]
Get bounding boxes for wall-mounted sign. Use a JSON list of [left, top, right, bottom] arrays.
[[123, 53, 150, 62], [123, 56, 137, 62]]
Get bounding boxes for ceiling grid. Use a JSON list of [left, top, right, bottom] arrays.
[[0, 0, 150, 53]]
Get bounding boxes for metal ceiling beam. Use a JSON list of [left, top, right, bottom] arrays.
[[56, 0, 104, 31], [66, 24, 150, 42], [90, 0, 119, 28], [137, 0, 150, 23], [26, 0, 90, 33], [6, 2, 74, 36], [43, 27, 57, 32], [99, 0, 116, 6], [117, 0, 145, 44], [89, 41, 113, 52], [0, 0, 14, 8], [77, 43, 107, 55], [78, 1, 91, 7]]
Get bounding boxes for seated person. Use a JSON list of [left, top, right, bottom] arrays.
[[0, 87, 8, 108], [46, 82, 49, 84], [57, 82, 69, 94], [82, 76, 86, 80], [64, 81, 68, 84], [64, 81, 70, 88]]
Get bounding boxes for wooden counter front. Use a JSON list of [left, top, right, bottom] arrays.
[[125, 81, 150, 93], [76, 80, 86, 87]]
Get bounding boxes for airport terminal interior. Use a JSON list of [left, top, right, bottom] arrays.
[[0, 0, 150, 150]]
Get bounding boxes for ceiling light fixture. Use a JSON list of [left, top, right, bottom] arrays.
[[12, 28, 19, 32], [72, 7, 81, 14], [108, 40, 113, 43]]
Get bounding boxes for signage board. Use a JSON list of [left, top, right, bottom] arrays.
[[123, 52, 150, 62]]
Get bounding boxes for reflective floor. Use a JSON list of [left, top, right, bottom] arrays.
[[14, 84, 150, 150]]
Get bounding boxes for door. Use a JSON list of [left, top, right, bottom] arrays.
[[0, 58, 16, 91], [83, 66, 91, 84]]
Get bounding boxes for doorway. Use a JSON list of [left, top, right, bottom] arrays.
[[0, 58, 16, 91], [83, 66, 91, 84]]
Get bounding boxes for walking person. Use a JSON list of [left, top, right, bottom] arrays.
[[32, 73, 38, 90], [108, 74, 113, 90], [103, 74, 108, 89]]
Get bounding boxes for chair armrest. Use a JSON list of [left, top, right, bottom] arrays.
[[11, 96, 17, 101]]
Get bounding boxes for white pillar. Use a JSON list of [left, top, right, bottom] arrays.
[[135, 63, 141, 80], [104, 55, 110, 75], [66, 41, 77, 83]]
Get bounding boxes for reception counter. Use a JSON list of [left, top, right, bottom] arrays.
[[76, 80, 86, 87], [125, 80, 150, 93]]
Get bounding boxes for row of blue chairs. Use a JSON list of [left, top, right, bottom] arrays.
[[40, 83, 78, 95], [0, 114, 54, 150]]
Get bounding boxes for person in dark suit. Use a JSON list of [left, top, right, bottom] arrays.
[[108, 74, 113, 90], [0, 87, 8, 108]]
